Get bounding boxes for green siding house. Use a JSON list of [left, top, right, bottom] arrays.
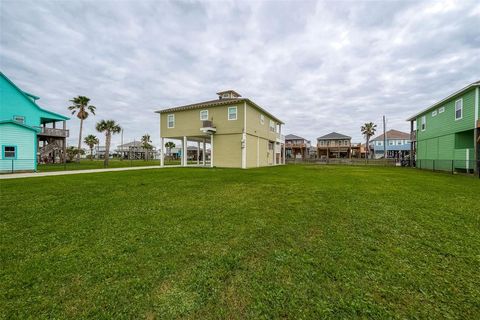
[[407, 81, 480, 173], [0, 72, 69, 172]]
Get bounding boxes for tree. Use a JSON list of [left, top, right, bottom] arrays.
[[68, 96, 96, 162], [361, 122, 377, 159], [96, 120, 121, 167], [65, 146, 85, 162], [141, 134, 153, 161], [165, 141, 175, 157], [84, 134, 99, 160]]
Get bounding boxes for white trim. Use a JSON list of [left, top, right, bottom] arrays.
[[439, 106, 445, 114], [200, 110, 208, 121], [466, 149, 469, 171], [475, 87, 479, 123], [432, 110, 437, 117], [455, 98, 463, 121], [167, 114, 175, 128], [228, 106, 237, 120], [421, 115, 426, 131], [242, 102, 247, 169]]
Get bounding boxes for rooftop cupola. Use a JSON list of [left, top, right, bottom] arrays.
[[217, 90, 241, 99]]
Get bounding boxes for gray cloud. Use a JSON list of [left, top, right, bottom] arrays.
[[1, 0, 479, 147]]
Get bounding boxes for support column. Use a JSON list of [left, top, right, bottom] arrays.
[[210, 134, 214, 168], [202, 138, 206, 166], [197, 141, 200, 165], [410, 120, 414, 167], [160, 137, 164, 167], [183, 136, 187, 167]]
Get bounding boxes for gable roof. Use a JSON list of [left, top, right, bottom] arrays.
[[155, 97, 284, 124], [285, 134, 306, 140], [317, 132, 351, 140], [0, 120, 40, 132], [0, 72, 69, 121], [371, 129, 410, 141], [406, 80, 480, 121]]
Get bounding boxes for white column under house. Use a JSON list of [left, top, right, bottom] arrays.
[[183, 136, 188, 166]]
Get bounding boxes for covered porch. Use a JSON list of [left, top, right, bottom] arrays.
[[37, 117, 69, 164], [160, 135, 212, 167]]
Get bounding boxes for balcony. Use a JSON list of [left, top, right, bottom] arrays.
[[285, 142, 307, 148], [410, 131, 416, 141], [200, 120, 216, 134], [36, 127, 69, 138]]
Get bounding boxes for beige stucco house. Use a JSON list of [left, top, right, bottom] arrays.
[[155, 90, 285, 168]]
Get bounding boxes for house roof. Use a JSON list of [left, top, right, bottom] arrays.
[[406, 80, 480, 121], [0, 72, 70, 122], [0, 120, 40, 132], [216, 90, 241, 97], [371, 129, 410, 141], [155, 97, 284, 124], [317, 132, 351, 140], [117, 141, 143, 148], [285, 134, 306, 140]]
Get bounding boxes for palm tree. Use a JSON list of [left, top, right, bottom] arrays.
[[361, 122, 377, 159], [165, 141, 175, 157], [68, 96, 96, 162], [84, 134, 99, 160], [96, 120, 121, 167], [141, 134, 152, 161]]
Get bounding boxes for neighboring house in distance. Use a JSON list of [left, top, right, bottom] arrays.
[[317, 132, 359, 158], [407, 81, 479, 173], [370, 129, 411, 159], [0, 72, 69, 172], [156, 90, 285, 168], [93, 145, 108, 159], [285, 134, 311, 159], [116, 141, 157, 160]]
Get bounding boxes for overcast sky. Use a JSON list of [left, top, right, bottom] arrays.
[[1, 0, 479, 148]]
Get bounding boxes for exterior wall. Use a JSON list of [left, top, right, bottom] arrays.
[[212, 134, 242, 168], [0, 74, 66, 126], [245, 103, 280, 141], [0, 123, 36, 172], [160, 103, 244, 138], [415, 87, 478, 171], [246, 135, 271, 167], [159, 100, 283, 168]]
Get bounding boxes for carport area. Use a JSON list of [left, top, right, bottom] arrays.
[[160, 135, 212, 167]]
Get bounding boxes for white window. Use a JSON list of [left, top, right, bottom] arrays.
[[344, 140, 348, 145], [319, 141, 324, 146], [13, 115, 25, 124], [222, 93, 229, 98], [439, 107, 445, 113], [432, 110, 437, 117], [421, 115, 426, 131], [228, 106, 237, 120], [269, 120, 275, 132], [455, 99, 463, 120], [3, 146, 16, 159], [200, 110, 208, 121], [260, 114, 264, 125], [167, 114, 175, 128]]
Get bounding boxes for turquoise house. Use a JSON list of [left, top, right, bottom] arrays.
[[0, 72, 69, 172]]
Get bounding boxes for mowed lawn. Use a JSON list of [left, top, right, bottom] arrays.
[[37, 159, 178, 172], [1, 166, 479, 319]]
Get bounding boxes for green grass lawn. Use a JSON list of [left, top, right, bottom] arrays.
[[1, 166, 479, 319], [37, 159, 179, 172]]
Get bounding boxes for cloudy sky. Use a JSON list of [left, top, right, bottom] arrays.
[[1, 0, 479, 148]]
